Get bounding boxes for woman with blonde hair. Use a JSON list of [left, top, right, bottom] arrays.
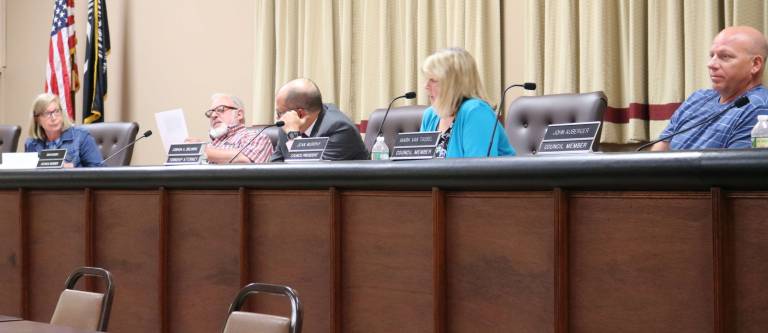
[[25, 93, 104, 167], [420, 47, 514, 158]]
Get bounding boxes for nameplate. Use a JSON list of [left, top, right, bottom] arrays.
[[168, 143, 204, 156], [38, 149, 67, 159], [538, 122, 601, 155], [165, 154, 203, 165], [390, 131, 440, 161], [37, 159, 65, 168], [36, 149, 67, 169], [286, 137, 329, 162]]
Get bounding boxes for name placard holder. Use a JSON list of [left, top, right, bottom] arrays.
[[390, 131, 440, 161], [165, 143, 205, 165], [285, 137, 329, 162], [537, 122, 601, 155], [36, 149, 67, 169]]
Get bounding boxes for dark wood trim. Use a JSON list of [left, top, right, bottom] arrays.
[[239, 187, 249, 289], [712, 187, 726, 332], [19, 189, 29, 319], [84, 188, 95, 292], [554, 188, 569, 333], [159, 187, 169, 333], [330, 187, 341, 333], [432, 188, 446, 333]]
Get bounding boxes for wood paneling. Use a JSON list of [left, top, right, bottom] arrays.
[[5, 187, 768, 333], [341, 191, 433, 333], [569, 193, 713, 333], [93, 191, 161, 333], [728, 193, 768, 332], [445, 192, 555, 333], [166, 191, 240, 333], [247, 190, 332, 333], [26, 191, 85, 322], [0, 191, 21, 316]]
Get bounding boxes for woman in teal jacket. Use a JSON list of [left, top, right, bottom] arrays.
[[419, 47, 515, 158]]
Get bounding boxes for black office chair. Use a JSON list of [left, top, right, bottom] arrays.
[[50, 267, 115, 332], [81, 122, 140, 166], [363, 105, 427, 152], [505, 91, 607, 155], [223, 283, 302, 333], [0, 125, 21, 152]]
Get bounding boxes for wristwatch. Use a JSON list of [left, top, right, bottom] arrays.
[[286, 131, 302, 140]]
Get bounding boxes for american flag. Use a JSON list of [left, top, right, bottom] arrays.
[[45, 0, 79, 121]]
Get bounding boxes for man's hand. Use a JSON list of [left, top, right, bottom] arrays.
[[280, 110, 305, 133]]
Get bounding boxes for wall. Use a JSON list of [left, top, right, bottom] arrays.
[[0, 1, 526, 165]]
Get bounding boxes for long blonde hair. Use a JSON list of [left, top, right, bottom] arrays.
[[422, 47, 489, 117], [28, 93, 72, 140]]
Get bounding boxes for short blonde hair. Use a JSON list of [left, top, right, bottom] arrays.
[[28, 93, 72, 140], [422, 47, 489, 117]]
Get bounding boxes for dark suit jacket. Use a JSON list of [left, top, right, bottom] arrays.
[[270, 104, 368, 162]]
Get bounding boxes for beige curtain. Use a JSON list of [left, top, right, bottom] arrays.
[[526, 0, 768, 144], [252, 0, 506, 127]]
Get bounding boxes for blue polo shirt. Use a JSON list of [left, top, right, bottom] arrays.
[[25, 126, 104, 167], [660, 85, 768, 149]]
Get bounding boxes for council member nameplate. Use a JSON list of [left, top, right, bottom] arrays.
[[286, 137, 329, 162], [538, 122, 601, 154], [390, 131, 440, 161]]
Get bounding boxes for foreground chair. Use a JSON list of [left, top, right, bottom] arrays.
[[0, 124, 21, 152], [81, 122, 140, 166], [505, 91, 606, 155], [223, 283, 302, 333], [50, 267, 114, 332], [363, 105, 426, 153]]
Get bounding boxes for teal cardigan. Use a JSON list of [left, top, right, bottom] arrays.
[[420, 98, 515, 158]]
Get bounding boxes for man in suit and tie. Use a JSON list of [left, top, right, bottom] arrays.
[[271, 78, 368, 161]]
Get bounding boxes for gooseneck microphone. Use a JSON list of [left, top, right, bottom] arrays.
[[101, 130, 152, 165], [636, 95, 750, 151], [227, 121, 285, 163], [375, 91, 417, 138], [486, 82, 537, 156]]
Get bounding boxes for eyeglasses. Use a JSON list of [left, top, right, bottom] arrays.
[[205, 105, 239, 118], [37, 109, 62, 119]]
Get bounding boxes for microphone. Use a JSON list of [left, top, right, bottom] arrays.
[[486, 82, 536, 156], [227, 121, 285, 163], [375, 91, 417, 138], [101, 130, 152, 165], [636, 95, 750, 151]]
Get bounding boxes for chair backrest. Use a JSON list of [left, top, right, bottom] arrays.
[[363, 105, 427, 152], [80, 122, 140, 166], [0, 125, 21, 153], [250, 125, 280, 148], [223, 283, 302, 333], [505, 91, 606, 155], [50, 267, 114, 332]]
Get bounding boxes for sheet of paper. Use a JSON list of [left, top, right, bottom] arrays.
[[154, 108, 189, 153], [0, 152, 39, 169]]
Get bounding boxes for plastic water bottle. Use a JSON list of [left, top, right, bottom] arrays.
[[371, 136, 390, 160], [751, 115, 768, 148]]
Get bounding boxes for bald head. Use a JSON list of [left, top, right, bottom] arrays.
[[716, 26, 768, 60], [276, 78, 324, 113]]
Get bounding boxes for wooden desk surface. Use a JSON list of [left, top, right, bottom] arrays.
[[0, 320, 99, 333]]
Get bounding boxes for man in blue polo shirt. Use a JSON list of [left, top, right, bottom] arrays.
[[652, 26, 768, 151]]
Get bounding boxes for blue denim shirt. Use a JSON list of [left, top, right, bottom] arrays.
[[25, 126, 104, 167]]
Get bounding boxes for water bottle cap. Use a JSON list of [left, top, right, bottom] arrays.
[[375, 136, 385, 141], [759, 115, 768, 121]]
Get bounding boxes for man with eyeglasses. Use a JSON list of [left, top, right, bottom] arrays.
[[270, 78, 367, 162], [188, 93, 273, 164]]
